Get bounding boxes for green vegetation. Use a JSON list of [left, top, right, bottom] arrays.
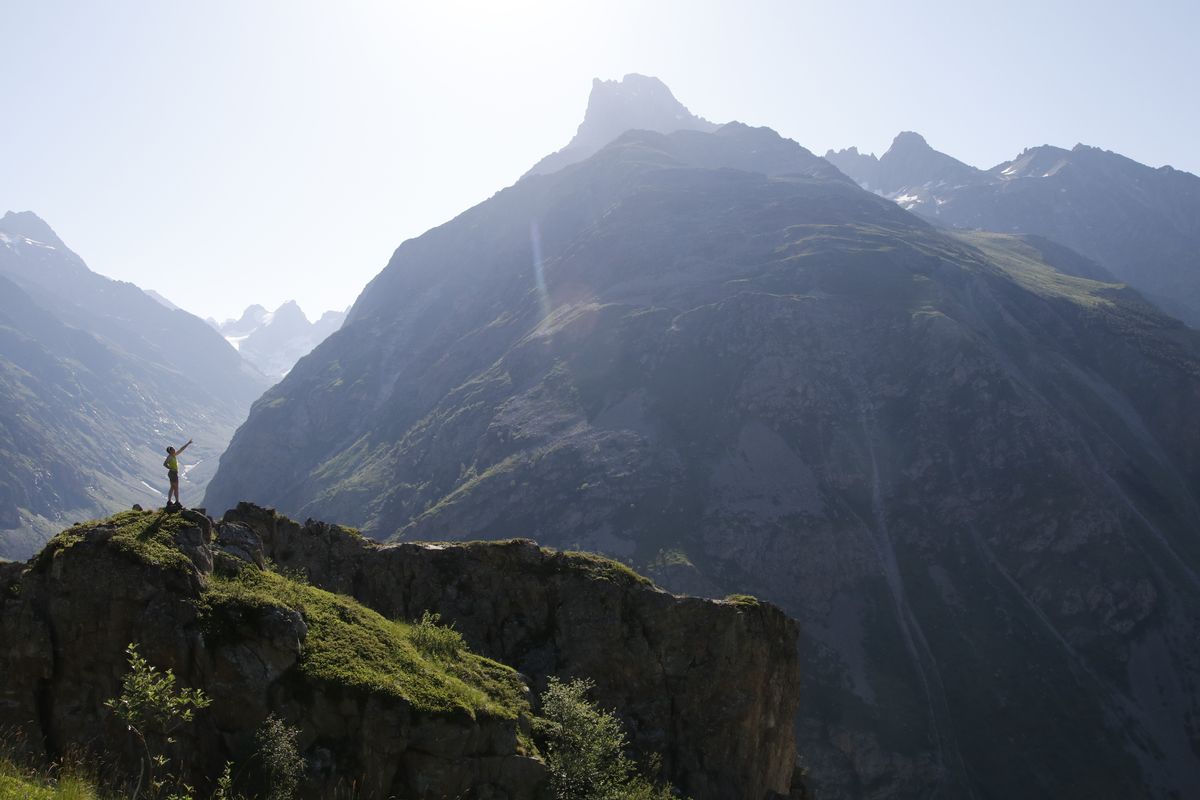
[[202, 564, 526, 719], [0, 756, 104, 800], [535, 677, 682, 800], [722, 594, 761, 607], [954, 231, 1117, 307], [253, 717, 303, 800], [105, 643, 212, 799], [651, 548, 693, 569], [410, 610, 466, 658], [556, 550, 653, 587], [37, 510, 199, 573]]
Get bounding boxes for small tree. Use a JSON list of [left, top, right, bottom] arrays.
[[105, 643, 211, 799], [536, 677, 681, 800], [254, 715, 304, 800]]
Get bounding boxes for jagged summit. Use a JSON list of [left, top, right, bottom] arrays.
[[526, 73, 719, 176], [222, 303, 269, 335], [0, 210, 64, 248], [828, 129, 1200, 321], [215, 300, 346, 378], [887, 130, 932, 151], [826, 131, 986, 205]]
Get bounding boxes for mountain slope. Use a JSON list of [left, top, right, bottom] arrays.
[[206, 107, 1200, 798], [0, 213, 269, 558], [828, 135, 1200, 324]]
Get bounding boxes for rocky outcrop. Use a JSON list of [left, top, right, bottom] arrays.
[[0, 509, 543, 799], [222, 502, 801, 800], [0, 506, 802, 800]]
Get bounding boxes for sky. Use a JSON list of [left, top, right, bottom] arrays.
[[2, 0, 1197, 322]]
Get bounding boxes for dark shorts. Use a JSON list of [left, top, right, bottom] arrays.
[[168, 469, 179, 484]]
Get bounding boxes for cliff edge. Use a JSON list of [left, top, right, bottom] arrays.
[[0, 504, 801, 799]]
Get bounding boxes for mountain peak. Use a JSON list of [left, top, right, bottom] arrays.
[[887, 131, 932, 153], [273, 300, 309, 323], [0, 211, 65, 249], [526, 74, 719, 176]]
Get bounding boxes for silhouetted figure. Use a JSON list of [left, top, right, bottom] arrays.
[[164, 439, 193, 510]]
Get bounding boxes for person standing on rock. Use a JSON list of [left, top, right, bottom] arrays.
[[164, 439, 193, 510]]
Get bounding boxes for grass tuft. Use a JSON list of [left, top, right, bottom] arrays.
[[0, 754, 106, 800], [557, 550, 653, 586]]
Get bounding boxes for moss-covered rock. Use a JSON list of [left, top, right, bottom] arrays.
[[1, 508, 546, 799], [204, 564, 526, 720]]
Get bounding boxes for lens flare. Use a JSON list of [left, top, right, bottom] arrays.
[[530, 221, 551, 318]]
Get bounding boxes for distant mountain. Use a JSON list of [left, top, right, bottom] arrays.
[[827, 132, 986, 205], [208, 79, 1200, 799], [0, 211, 270, 558], [212, 301, 346, 379], [827, 134, 1200, 323]]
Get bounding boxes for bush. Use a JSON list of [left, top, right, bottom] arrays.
[[254, 716, 303, 800], [410, 611, 464, 658], [105, 643, 211, 799], [535, 677, 682, 800]]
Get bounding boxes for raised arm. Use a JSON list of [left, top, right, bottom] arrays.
[[177, 439, 193, 455]]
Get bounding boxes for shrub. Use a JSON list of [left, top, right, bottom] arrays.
[[410, 611, 465, 658], [535, 677, 682, 800], [104, 643, 211, 799], [254, 716, 304, 800]]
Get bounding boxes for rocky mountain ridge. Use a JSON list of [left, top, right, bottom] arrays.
[[825, 133, 1200, 324], [0, 503, 801, 799]]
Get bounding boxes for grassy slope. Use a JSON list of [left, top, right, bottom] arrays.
[[204, 564, 528, 719]]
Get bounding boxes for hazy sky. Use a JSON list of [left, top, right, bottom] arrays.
[[3, 0, 1197, 322]]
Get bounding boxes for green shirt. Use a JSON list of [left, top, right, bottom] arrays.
[[166, 454, 178, 471]]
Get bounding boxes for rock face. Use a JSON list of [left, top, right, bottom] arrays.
[[826, 134, 1200, 324], [0, 506, 801, 800], [0, 212, 270, 559], [206, 81, 1200, 799], [224, 502, 800, 800]]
